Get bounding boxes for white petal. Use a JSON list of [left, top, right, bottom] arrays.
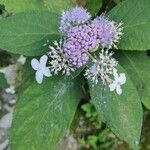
[[109, 83, 116, 91], [116, 85, 122, 95], [43, 67, 51, 77], [113, 68, 119, 80], [40, 55, 48, 67], [119, 73, 126, 84], [31, 59, 40, 70], [36, 70, 43, 84]]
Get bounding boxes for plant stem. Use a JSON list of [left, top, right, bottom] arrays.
[[86, 51, 96, 62]]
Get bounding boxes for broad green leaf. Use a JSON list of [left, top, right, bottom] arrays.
[[0, 0, 75, 14], [0, 11, 59, 56], [0, 0, 46, 13], [43, 0, 74, 14], [89, 65, 143, 149], [0, 72, 8, 89], [115, 51, 150, 109], [9, 75, 81, 150], [85, 0, 103, 16], [108, 0, 150, 50]]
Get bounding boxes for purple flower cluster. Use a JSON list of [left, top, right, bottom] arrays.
[[92, 15, 123, 49], [60, 7, 123, 68], [60, 7, 91, 34], [64, 24, 99, 67]]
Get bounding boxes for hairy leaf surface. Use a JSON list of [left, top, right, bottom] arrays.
[[0, 0, 46, 12], [115, 51, 150, 109], [108, 0, 150, 50], [89, 65, 143, 149], [0, 0, 74, 14], [0, 11, 59, 56], [85, 0, 102, 16], [10, 75, 81, 150], [44, 0, 73, 14]]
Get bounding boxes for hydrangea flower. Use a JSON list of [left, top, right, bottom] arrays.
[[92, 14, 123, 49], [64, 24, 100, 67], [109, 69, 126, 95], [31, 55, 51, 84], [60, 6, 91, 34]]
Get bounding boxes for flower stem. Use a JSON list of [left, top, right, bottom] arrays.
[[86, 51, 97, 62]]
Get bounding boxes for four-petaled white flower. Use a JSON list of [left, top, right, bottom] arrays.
[[109, 69, 126, 95], [31, 55, 51, 84]]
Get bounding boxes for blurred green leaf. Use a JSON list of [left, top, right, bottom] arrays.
[[82, 103, 97, 118], [0, 72, 8, 89], [113, 0, 125, 4], [10, 74, 81, 150], [0, 0, 74, 14], [85, 0, 102, 16], [115, 51, 150, 109], [108, 0, 150, 50], [87, 135, 98, 149], [0, 11, 59, 56], [43, 0, 74, 14], [0, 0, 46, 13], [89, 65, 143, 149], [0, 0, 103, 17], [98, 128, 110, 142]]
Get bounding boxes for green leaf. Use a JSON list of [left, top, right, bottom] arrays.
[[85, 0, 103, 16], [0, 11, 59, 56], [0, 72, 8, 89], [108, 0, 150, 50], [44, 0, 102, 16], [113, 0, 125, 4], [0, 0, 46, 13], [115, 51, 150, 109], [0, 0, 75, 14], [43, 0, 74, 14], [89, 65, 143, 149], [9, 75, 81, 150]]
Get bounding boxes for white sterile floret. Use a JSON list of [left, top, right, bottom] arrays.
[[31, 55, 51, 84], [84, 49, 118, 85], [84, 64, 99, 84], [109, 68, 126, 95], [48, 40, 75, 76]]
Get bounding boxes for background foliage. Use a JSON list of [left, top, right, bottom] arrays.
[[0, 0, 150, 150]]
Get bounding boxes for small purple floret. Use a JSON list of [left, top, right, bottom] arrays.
[[61, 9, 123, 68], [90, 64, 97, 74], [60, 7, 91, 34], [92, 15, 123, 49], [64, 24, 100, 68]]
